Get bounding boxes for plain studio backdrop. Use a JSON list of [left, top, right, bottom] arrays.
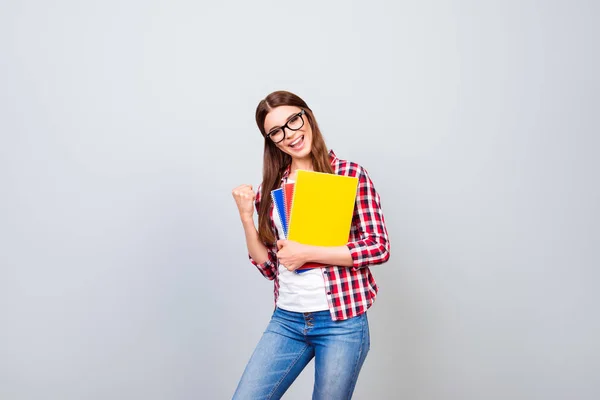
[[1, 1, 598, 399]]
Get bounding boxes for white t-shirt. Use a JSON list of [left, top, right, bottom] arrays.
[[272, 179, 329, 312]]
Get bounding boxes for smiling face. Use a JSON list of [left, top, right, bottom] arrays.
[[264, 105, 313, 162]]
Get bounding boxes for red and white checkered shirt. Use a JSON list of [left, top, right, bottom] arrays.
[[249, 149, 390, 321]]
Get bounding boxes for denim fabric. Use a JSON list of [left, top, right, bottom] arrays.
[[233, 307, 370, 400]]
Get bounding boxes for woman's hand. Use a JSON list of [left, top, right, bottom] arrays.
[[232, 184, 256, 222], [276, 240, 308, 271]]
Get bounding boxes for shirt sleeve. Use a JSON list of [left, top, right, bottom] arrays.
[[346, 167, 391, 269], [248, 185, 278, 280]]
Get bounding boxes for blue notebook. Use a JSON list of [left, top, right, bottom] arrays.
[[273, 186, 313, 274], [271, 188, 288, 238]]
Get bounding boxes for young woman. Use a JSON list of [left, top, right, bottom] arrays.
[[231, 90, 390, 399]]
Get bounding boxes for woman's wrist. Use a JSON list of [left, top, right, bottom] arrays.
[[302, 244, 316, 264], [240, 214, 254, 225]]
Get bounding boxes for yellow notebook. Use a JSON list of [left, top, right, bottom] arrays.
[[287, 170, 359, 247]]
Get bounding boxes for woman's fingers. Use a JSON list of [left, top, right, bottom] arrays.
[[232, 184, 256, 218]]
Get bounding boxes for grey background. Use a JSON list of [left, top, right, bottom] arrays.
[[1, 0, 598, 399]]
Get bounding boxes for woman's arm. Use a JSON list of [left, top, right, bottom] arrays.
[[240, 215, 271, 265], [276, 241, 353, 270], [345, 166, 390, 269], [232, 184, 277, 280]]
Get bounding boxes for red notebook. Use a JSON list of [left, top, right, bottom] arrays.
[[283, 183, 294, 226]]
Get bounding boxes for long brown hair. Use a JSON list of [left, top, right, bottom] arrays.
[[255, 90, 334, 245]]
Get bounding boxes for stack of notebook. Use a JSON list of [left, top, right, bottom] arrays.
[[271, 170, 359, 273]]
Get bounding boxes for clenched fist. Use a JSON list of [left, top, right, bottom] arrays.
[[232, 184, 256, 221]]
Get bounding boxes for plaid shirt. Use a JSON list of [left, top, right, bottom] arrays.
[[249, 149, 390, 321]]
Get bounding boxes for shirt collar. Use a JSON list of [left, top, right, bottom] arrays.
[[281, 149, 337, 182]]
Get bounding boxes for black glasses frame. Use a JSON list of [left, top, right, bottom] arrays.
[[265, 109, 306, 144]]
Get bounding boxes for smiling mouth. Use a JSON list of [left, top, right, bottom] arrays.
[[289, 135, 304, 148]]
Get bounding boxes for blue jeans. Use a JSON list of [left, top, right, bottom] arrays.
[[233, 307, 370, 400]]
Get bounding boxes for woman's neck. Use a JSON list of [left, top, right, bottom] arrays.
[[289, 157, 313, 181], [290, 158, 313, 173]]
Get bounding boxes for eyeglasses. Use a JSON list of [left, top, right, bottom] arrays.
[[265, 109, 306, 144]]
